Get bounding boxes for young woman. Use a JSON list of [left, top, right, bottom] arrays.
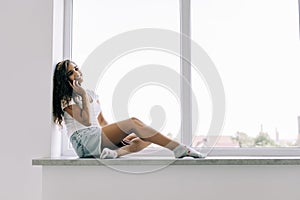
[[53, 59, 205, 159]]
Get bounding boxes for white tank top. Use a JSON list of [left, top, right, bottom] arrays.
[[61, 90, 102, 137]]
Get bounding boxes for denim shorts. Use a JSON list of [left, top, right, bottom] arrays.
[[70, 127, 102, 158]]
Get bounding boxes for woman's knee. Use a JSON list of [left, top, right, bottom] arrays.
[[130, 117, 139, 122], [130, 117, 146, 127], [127, 117, 157, 139]]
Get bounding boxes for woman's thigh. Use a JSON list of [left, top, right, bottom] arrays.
[[101, 119, 134, 150]]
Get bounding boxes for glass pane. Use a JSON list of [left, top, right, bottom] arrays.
[[191, 0, 300, 148], [72, 0, 181, 143]]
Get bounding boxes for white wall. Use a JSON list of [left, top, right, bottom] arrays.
[[43, 165, 300, 200], [0, 0, 52, 200]]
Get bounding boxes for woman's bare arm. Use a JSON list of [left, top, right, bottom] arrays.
[[64, 80, 91, 126]]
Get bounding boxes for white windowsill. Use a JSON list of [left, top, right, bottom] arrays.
[[41, 147, 300, 166], [32, 156, 300, 166]]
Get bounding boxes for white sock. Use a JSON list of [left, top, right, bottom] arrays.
[[173, 144, 206, 158], [100, 148, 118, 159]]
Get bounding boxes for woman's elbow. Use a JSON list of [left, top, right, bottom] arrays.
[[84, 122, 92, 126], [80, 114, 91, 126], [81, 119, 91, 126]]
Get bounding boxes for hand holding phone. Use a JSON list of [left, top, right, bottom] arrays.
[[69, 80, 86, 96]]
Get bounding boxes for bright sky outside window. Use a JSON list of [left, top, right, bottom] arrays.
[[72, 0, 181, 142], [191, 0, 300, 147]]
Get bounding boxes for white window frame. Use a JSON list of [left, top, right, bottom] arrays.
[[60, 0, 300, 157], [61, 0, 74, 156]]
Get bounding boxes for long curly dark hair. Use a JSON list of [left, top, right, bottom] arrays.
[[52, 60, 75, 125]]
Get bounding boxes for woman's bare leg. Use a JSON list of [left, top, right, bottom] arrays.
[[101, 117, 180, 151], [100, 131, 150, 158], [101, 117, 205, 159], [116, 138, 151, 157]]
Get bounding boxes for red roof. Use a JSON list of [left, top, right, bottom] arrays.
[[192, 135, 239, 147]]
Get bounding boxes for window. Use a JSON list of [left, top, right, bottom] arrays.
[[190, 0, 300, 155], [62, 0, 181, 155], [62, 0, 300, 156]]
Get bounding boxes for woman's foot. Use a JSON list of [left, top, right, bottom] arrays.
[[100, 148, 118, 159], [173, 145, 206, 158]]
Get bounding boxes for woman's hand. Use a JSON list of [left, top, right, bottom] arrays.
[[69, 80, 86, 96], [65, 80, 91, 126]]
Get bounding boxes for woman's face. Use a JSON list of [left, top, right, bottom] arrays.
[[66, 62, 83, 84]]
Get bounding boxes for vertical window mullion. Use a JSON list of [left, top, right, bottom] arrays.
[[63, 0, 73, 59], [298, 0, 300, 40], [180, 0, 192, 145], [61, 0, 74, 156]]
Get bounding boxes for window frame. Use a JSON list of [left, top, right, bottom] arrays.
[[60, 0, 300, 157]]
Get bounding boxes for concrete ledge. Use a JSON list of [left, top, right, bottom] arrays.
[[32, 156, 300, 166]]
